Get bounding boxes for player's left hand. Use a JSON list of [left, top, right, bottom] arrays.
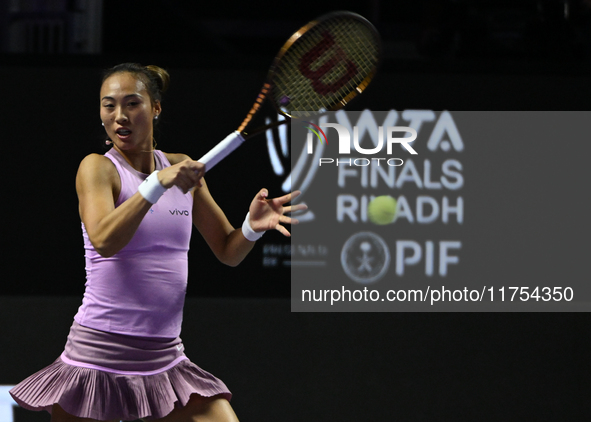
[[248, 189, 307, 237]]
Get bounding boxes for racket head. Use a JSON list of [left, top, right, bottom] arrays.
[[268, 11, 381, 119]]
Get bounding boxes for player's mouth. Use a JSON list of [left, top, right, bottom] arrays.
[[115, 128, 132, 140]]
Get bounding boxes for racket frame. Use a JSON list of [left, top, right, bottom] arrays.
[[238, 10, 382, 139]]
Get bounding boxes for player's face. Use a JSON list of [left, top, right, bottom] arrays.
[[100, 72, 160, 152]]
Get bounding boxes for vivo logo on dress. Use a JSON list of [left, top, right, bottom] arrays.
[[169, 209, 190, 216]]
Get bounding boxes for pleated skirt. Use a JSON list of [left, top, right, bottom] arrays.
[[9, 321, 232, 421]]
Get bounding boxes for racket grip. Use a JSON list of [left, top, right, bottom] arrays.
[[197, 131, 245, 172]]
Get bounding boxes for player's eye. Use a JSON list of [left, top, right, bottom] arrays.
[[126, 100, 142, 108]]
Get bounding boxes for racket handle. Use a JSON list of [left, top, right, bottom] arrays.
[[197, 131, 246, 172]]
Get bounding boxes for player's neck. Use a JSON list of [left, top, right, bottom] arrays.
[[114, 145, 156, 174]]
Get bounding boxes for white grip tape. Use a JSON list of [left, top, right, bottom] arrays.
[[198, 131, 246, 171]]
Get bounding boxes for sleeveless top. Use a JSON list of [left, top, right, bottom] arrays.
[[74, 148, 193, 338]]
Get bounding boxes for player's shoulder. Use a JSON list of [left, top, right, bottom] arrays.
[[78, 152, 115, 170], [77, 153, 117, 180], [163, 151, 192, 165]]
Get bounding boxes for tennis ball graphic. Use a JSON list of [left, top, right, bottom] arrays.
[[367, 195, 397, 225]]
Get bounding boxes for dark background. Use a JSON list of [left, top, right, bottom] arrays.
[[1, 0, 590, 298], [1, 0, 590, 420]]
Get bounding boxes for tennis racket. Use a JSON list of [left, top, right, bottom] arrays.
[[198, 11, 381, 171]]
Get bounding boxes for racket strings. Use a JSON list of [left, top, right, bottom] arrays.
[[271, 16, 379, 116], [328, 21, 377, 101]]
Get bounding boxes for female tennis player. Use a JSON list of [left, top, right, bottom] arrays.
[[10, 63, 304, 421]]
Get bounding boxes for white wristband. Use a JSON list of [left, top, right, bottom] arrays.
[[138, 171, 168, 204], [242, 212, 265, 242]]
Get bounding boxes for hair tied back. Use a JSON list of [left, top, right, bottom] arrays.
[[145, 65, 170, 95]]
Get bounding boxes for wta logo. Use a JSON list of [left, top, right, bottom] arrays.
[[264, 110, 465, 222]]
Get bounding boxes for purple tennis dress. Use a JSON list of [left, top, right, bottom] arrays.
[[10, 149, 231, 421]]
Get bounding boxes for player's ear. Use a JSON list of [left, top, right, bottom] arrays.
[[153, 100, 162, 119]]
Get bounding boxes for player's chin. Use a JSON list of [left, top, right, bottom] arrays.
[[110, 135, 133, 147], [114, 137, 144, 151]]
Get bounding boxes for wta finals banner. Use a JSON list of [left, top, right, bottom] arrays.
[[288, 111, 589, 312]]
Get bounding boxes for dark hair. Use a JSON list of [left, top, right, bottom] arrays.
[[102, 63, 170, 105]]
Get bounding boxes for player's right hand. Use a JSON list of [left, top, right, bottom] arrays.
[[158, 159, 205, 193]]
